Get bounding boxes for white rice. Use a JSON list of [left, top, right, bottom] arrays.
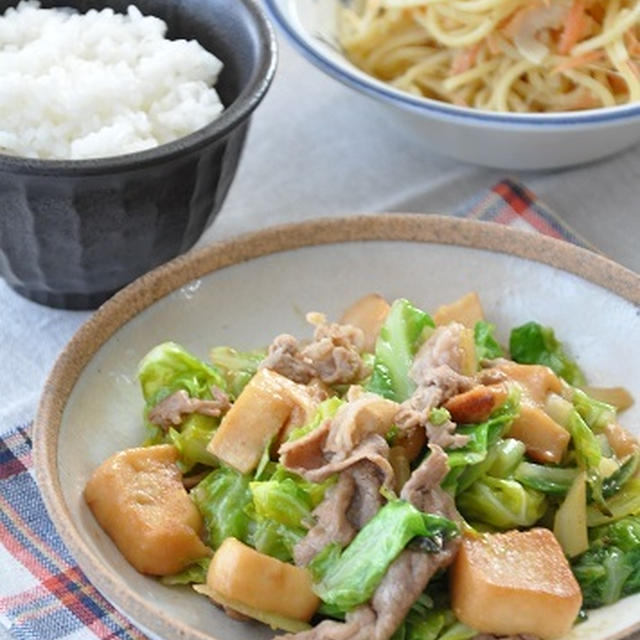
[[0, 1, 224, 160]]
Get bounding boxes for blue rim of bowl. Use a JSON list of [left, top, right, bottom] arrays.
[[265, 0, 640, 128], [0, 0, 278, 175]]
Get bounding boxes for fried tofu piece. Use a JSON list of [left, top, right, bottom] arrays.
[[206, 538, 319, 622], [507, 404, 570, 464], [208, 368, 317, 473], [84, 444, 210, 575], [340, 293, 390, 353], [497, 362, 564, 405], [444, 384, 509, 424], [433, 292, 485, 328], [451, 529, 582, 640]]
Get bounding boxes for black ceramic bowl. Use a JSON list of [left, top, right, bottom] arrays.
[[0, 0, 277, 310]]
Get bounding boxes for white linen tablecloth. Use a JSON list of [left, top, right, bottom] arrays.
[[0, 32, 639, 640]]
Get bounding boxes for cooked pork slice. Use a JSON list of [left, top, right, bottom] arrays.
[[294, 472, 357, 567], [324, 388, 398, 456], [147, 387, 230, 429], [261, 315, 370, 387], [294, 460, 384, 567], [346, 462, 385, 530], [285, 433, 394, 487], [395, 386, 443, 432], [425, 419, 470, 450], [261, 334, 317, 384], [410, 323, 471, 384]]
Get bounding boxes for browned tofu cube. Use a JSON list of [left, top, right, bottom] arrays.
[[444, 384, 509, 424], [84, 444, 210, 576], [497, 362, 564, 404], [340, 293, 390, 353], [207, 538, 319, 622], [208, 368, 317, 474], [451, 529, 582, 640], [507, 404, 570, 463], [433, 292, 485, 328]]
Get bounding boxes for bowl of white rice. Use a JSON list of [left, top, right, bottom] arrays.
[[0, 0, 276, 309]]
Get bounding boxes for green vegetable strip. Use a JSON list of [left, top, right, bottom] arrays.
[[191, 467, 253, 549], [250, 478, 314, 529], [566, 410, 610, 511], [287, 397, 344, 443], [571, 388, 617, 433], [587, 479, 640, 527], [209, 346, 266, 400], [602, 453, 639, 499], [509, 322, 585, 386], [161, 558, 211, 586], [571, 516, 640, 608], [514, 462, 580, 495], [138, 341, 226, 404], [310, 501, 458, 610], [487, 438, 526, 478], [366, 299, 435, 403], [168, 414, 218, 473], [474, 321, 503, 362], [457, 477, 547, 529]]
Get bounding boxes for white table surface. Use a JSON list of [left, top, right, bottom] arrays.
[[1, 30, 639, 640]]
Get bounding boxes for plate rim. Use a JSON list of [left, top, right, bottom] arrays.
[[33, 214, 640, 640]]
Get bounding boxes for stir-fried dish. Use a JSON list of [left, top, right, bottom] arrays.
[[84, 292, 640, 640]]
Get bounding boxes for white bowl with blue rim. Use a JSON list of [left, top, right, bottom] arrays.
[[265, 0, 640, 170]]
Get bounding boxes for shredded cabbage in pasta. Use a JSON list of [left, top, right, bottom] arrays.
[[338, 0, 640, 112]]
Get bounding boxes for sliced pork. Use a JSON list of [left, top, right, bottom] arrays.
[[147, 387, 230, 430]]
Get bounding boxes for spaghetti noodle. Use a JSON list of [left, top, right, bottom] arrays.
[[337, 0, 640, 112]]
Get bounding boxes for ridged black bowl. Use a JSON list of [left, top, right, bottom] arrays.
[[0, 0, 277, 309]]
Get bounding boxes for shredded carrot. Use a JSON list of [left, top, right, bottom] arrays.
[[451, 43, 481, 74], [552, 49, 604, 73], [558, 0, 587, 55]]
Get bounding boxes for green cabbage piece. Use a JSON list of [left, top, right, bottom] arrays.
[[366, 299, 435, 403], [444, 390, 520, 493], [250, 476, 314, 534], [191, 466, 254, 549], [571, 516, 640, 608], [161, 558, 211, 586], [138, 341, 226, 405], [587, 479, 640, 527], [429, 408, 452, 426], [457, 476, 547, 529], [192, 463, 329, 562], [209, 346, 266, 400], [513, 461, 580, 495], [572, 388, 617, 433], [487, 438, 526, 478], [509, 322, 585, 386], [287, 397, 344, 443], [391, 585, 475, 640], [566, 409, 609, 511], [603, 453, 639, 499], [168, 414, 218, 473], [309, 500, 458, 611], [474, 321, 503, 362]]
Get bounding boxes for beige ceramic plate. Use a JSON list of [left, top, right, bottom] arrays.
[[34, 215, 640, 640]]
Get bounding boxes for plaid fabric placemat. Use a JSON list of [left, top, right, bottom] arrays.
[[0, 178, 596, 640]]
